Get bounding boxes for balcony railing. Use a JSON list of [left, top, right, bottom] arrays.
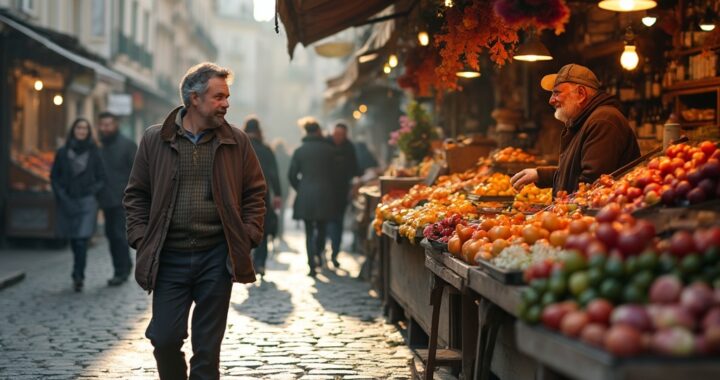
[[116, 31, 154, 69]]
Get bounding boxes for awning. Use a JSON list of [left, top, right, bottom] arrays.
[[278, 0, 398, 58], [0, 13, 125, 86], [323, 12, 396, 106]]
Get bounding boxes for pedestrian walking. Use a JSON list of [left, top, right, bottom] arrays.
[[271, 138, 291, 245], [97, 111, 137, 286], [50, 118, 106, 292], [243, 116, 281, 279], [288, 118, 337, 277], [123, 62, 266, 380], [326, 122, 360, 269]]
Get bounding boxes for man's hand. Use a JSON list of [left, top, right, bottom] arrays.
[[272, 196, 282, 210], [510, 168, 539, 190]]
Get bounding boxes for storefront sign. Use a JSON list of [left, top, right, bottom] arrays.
[[107, 93, 132, 115]]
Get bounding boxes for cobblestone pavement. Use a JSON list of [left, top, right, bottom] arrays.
[[0, 225, 414, 379]]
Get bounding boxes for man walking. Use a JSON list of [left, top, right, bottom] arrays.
[[243, 116, 281, 279], [97, 111, 137, 286], [326, 122, 359, 268], [124, 62, 266, 379]]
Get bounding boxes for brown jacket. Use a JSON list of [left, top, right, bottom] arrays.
[[537, 92, 640, 195], [124, 106, 266, 291]]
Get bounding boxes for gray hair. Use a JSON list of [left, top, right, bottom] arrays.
[[179, 62, 233, 107]]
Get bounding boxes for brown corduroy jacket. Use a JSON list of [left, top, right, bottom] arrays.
[[537, 92, 640, 195], [124, 106, 266, 291]]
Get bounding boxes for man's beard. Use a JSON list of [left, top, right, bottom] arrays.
[[206, 112, 226, 129], [554, 103, 579, 124]]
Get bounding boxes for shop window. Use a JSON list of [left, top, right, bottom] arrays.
[[10, 74, 66, 192], [91, 0, 106, 38]]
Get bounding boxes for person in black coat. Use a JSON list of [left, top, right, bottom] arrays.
[[288, 118, 337, 277], [50, 118, 106, 292], [97, 111, 137, 286], [326, 122, 360, 268], [243, 116, 281, 279]]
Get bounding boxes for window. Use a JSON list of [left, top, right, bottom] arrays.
[[91, 0, 106, 37], [143, 11, 149, 46], [20, 0, 35, 14], [131, 0, 138, 41], [118, 0, 125, 33]]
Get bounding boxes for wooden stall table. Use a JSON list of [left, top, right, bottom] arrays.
[[465, 265, 545, 380], [420, 242, 479, 379], [516, 322, 720, 380]]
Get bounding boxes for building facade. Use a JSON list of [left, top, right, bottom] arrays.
[[0, 0, 219, 241]]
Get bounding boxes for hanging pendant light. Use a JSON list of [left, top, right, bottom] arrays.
[[620, 27, 639, 71], [34, 79, 43, 91], [383, 63, 392, 74], [456, 65, 481, 78], [514, 30, 553, 62], [598, 0, 657, 12], [642, 11, 657, 27], [700, 7, 716, 31]]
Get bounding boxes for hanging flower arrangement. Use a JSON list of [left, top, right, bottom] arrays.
[[389, 101, 438, 162], [398, 46, 443, 97], [434, 0, 520, 89], [494, 0, 570, 34], [398, 0, 571, 98]]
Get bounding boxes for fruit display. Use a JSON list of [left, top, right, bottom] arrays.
[[397, 193, 477, 241], [513, 184, 552, 212], [423, 214, 465, 243], [519, 225, 720, 357], [575, 141, 720, 212], [471, 173, 516, 197], [492, 147, 536, 163]]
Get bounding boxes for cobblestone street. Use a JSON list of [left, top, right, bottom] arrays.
[[0, 224, 414, 379]]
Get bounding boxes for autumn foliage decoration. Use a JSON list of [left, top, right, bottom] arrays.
[[398, 46, 443, 97], [434, 1, 519, 89], [398, 0, 571, 97], [494, 0, 570, 34]]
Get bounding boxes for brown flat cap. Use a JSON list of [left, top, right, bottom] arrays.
[[541, 64, 601, 91]]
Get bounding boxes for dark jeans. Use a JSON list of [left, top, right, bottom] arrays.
[[252, 235, 268, 273], [146, 243, 232, 380], [304, 220, 327, 269], [326, 217, 343, 260], [70, 238, 89, 281], [103, 206, 132, 278]]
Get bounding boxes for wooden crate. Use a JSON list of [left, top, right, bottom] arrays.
[[446, 143, 495, 174]]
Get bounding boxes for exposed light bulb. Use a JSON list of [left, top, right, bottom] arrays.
[[383, 63, 391, 74], [34, 80, 43, 91], [444, 0, 454, 7], [388, 54, 398, 68], [620, 45, 639, 70], [352, 110, 362, 120], [642, 16, 657, 27], [418, 31, 430, 46], [359, 104, 368, 113], [53, 94, 63, 106]]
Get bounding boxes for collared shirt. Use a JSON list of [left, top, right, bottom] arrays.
[[174, 108, 215, 145]]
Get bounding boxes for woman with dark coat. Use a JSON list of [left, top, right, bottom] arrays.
[[288, 118, 337, 277], [50, 118, 106, 292]]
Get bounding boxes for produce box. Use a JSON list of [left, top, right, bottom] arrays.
[[475, 259, 525, 285], [446, 143, 495, 174], [516, 322, 720, 380], [379, 176, 423, 196]]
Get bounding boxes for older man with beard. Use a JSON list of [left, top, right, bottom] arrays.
[[511, 63, 640, 195]]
